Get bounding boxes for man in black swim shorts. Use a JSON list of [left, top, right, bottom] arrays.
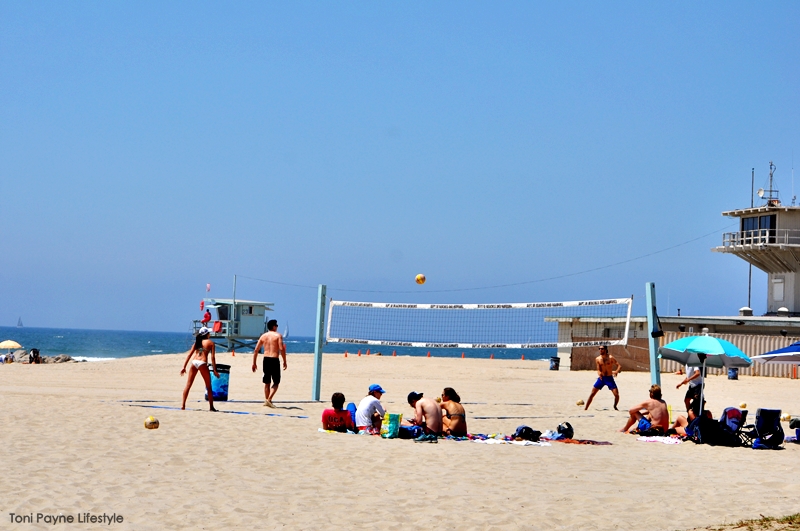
[[252, 319, 287, 408]]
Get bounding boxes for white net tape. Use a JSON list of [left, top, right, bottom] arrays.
[[326, 297, 633, 349]]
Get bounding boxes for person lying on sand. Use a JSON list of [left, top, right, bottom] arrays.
[[406, 391, 442, 442], [620, 384, 668, 435], [321, 392, 355, 433], [440, 387, 467, 436]]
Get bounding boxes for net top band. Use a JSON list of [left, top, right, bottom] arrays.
[[329, 297, 632, 310]]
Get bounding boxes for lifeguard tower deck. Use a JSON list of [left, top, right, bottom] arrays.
[[193, 298, 274, 351]]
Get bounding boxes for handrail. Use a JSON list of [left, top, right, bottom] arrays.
[[191, 320, 239, 336], [721, 229, 800, 247]]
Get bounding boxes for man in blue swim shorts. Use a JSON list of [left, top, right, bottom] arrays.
[[584, 345, 622, 411]]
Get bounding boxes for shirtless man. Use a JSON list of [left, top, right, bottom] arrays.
[[252, 319, 287, 408], [619, 384, 669, 434], [584, 345, 622, 410], [406, 391, 443, 443]]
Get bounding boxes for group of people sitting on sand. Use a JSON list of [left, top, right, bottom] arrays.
[[321, 384, 468, 440]]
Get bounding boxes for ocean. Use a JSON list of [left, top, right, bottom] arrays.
[[0, 326, 557, 362]]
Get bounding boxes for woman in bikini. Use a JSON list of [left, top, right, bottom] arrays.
[[180, 327, 220, 411], [440, 387, 467, 436]]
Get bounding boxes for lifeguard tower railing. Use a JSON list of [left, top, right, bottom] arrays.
[[721, 229, 800, 247], [192, 320, 239, 336]]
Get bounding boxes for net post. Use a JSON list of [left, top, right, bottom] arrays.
[[645, 282, 661, 386], [312, 284, 327, 401]]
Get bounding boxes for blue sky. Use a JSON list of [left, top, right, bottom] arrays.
[[1, 3, 798, 334]]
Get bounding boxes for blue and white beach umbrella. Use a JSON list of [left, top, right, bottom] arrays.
[[752, 341, 800, 364], [659, 335, 752, 414]]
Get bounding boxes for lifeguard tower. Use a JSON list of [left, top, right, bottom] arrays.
[[193, 298, 274, 351], [713, 162, 800, 315]]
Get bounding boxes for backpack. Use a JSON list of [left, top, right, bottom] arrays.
[[513, 425, 541, 442], [557, 422, 574, 440]]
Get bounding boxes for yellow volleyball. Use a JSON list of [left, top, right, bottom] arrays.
[[415, 274, 426, 285], [144, 416, 159, 429]]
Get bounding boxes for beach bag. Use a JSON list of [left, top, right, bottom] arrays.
[[398, 425, 424, 439], [557, 422, 574, 440], [512, 426, 541, 442], [380, 413, 403, 439]]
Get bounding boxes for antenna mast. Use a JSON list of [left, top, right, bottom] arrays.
[[760, 161, 779, 205]]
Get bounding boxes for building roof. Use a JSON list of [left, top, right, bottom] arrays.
[[546, 315, 800, 328], [203, 298, 274, 307], [722, 205, 800, 217]]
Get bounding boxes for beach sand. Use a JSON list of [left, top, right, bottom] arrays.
[[1, 352, 798, 530]]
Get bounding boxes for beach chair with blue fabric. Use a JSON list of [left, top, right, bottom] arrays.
[[741, 409, 784, 449]]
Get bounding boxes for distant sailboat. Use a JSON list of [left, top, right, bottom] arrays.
[[16, 317, 23, 328], [282, 322, 289, 340]]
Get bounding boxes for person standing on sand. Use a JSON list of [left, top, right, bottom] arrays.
[[180, 327, 220, 411], [584, 345, 621, 410], [252, 319, 287, 408]]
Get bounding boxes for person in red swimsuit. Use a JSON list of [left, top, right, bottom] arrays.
[[321, 392, 355, 433]]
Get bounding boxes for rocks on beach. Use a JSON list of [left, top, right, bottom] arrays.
[[10, 350, 79, 364]]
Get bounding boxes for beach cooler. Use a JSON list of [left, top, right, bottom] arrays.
[[206, 363, 231, 401]]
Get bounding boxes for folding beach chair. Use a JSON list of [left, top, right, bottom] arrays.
[[690, 407, 747, 447], [718, 407, 748, 447], [741, 409, 784, 449]]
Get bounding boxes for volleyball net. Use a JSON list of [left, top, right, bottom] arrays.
[[326, 296, 633, 349]]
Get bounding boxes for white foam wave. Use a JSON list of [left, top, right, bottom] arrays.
[[72, 356, 117, 362]]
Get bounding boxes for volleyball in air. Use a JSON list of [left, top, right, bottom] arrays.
[[144, 416, 159, 429], [415, 274, 426, 285]]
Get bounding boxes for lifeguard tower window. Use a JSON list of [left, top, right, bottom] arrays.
[[217, 306, 230, 321], [741, 215, 776, 243]]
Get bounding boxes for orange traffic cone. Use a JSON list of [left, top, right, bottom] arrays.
[[427, 351, 431, 358], [344, 351, 348, 358], [231, 349, 235, 357], [392, 350, 396, 356], [521, 354, 525, 360], [461, 352, 465, 358], [358, 350, 361, 357], [490, 353, 494, 360], [366, 349, 370, 356]]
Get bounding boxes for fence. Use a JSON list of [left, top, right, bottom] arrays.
[[658, 332, 798, 378]]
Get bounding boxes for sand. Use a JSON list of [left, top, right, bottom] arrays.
[[1, 352, 798, 530]]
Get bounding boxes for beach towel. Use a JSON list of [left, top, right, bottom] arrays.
[[637, 436, 682, 444], [553, 438, 613, 446]]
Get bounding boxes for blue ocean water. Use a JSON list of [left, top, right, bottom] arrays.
[[0, 326, 556, 361]]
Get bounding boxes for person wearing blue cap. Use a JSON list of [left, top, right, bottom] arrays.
[[355, 384, 386, 433]]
